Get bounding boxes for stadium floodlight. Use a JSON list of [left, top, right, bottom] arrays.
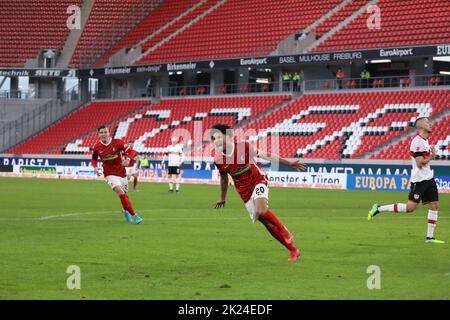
[[370, 59, 391, 64], [168, 72, 174, 75], [439, 71, 450, 75], [176, 71, 182, 75], [433, 56, 450, 62]]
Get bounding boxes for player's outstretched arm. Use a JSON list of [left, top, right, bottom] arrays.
[[215, 172, 228, 209], [257, 150, 306, 171]]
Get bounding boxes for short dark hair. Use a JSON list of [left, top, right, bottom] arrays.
[[414, 117, 427, 128], [97, 125, 107, 132], [211, 124, 233, 139]]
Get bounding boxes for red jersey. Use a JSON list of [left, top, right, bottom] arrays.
[[214, 141, 268, 203], [92, 138, 137, 177]]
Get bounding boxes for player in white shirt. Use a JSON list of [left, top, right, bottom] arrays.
[[368, 117, 444, 244], [161, 136, 185, 193]]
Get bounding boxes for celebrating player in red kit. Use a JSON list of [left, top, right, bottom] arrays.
[[211, 124, 306, 261], [92, 125, 143, 224]]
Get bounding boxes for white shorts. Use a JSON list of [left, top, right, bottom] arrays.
[[244, 183, 269, 222], [126, 166, 137, 177], [106, 175, 129, 193]]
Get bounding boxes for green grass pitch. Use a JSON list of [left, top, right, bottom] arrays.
[[0, 177, 449, 299]]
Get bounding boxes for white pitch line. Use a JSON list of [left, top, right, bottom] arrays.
[[0, 214, 448, 222], [38, 210, 116, 220]]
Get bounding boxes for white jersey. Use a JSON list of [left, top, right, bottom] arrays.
[[166, 144, 184, 167], [410, 135, 433, 183]]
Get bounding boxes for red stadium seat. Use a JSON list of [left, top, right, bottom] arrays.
[[7, 95, 291, 156], [0, 0, 82, 67], [72, 0, 194, 67], [313, 0, 450, 53], [135, 0, 342, 65]]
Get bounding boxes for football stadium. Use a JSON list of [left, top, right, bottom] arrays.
[[0, 0, 449, 303]]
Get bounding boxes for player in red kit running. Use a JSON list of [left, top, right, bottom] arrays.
[[92, 126, 143, 224], [125, 141, 139, 192], [211, 124, 306, 262]]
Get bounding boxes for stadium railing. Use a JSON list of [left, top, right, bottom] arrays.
[[87, 87, 149, 101], [305, 74, 450, 91], [0, 99, 83, 153], [161, 84, 211, 97], [0, 90, 29, 100], [1, 88, 80, 102], [158, 82, 297, 97]]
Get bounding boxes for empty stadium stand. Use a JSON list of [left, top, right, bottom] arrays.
[[244, 89, 449, 159], [135, 0, 341, 64], [139, 0, 220, 53], [7, 100, 152, 155], [313, 0, 450, 52], [6, 90, 448, 161], [3, 0, 449, 67], [6, 95, 291, 155], [94, 0, 199, 66], [91, 0, 449, 65], [69, 0, 160, 67], [71, 95, 290, 156], [314, 0, 370, 38], [0, 0, 82, 67]]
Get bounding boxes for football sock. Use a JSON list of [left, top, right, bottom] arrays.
[[169, 181, 173, 191], [133, 176, 138, 190], [378, 203, 407, 213], [260, 210, 285, 231], [258, 210, 295, 251], [176, 177, 180, 191], [427, 210, 438, 239], [119, 194, 136, 216]]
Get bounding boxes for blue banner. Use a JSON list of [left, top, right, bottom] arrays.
[[347, 174, 411, 192], [348, 174, 450, 192], [1, 156, 449, 191], [2, 156, 450, 176], [435, 176, 450, 190]]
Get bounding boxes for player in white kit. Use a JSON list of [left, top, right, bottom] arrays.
[[368, 117, 444, 244], [161, 136, 185, 193]]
